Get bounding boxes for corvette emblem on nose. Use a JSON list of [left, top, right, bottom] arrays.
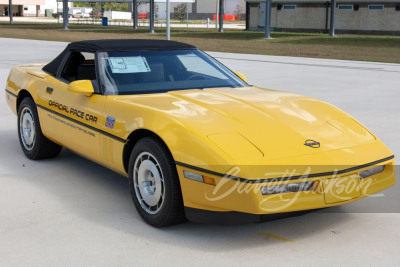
[[304, 139, 320, 148]]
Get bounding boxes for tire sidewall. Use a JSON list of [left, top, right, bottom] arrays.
[[17, 98, 42, 159], [128, 137, 178, 227]]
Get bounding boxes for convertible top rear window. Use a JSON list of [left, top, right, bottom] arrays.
[[98, 49, 248, 95]]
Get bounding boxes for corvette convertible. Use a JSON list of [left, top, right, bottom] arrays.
[[5, 39, 395, 226]]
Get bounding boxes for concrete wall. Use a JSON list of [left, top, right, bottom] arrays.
[[22, 4, 36, 15], [196, 0, 216, 13], [196, 0, 244, 14], [249, 3, 329, 30], [249, 3, 260, 27], [336, 3, 400, 31], [276, 5, 327, 29], [248, 2, 400, 34]]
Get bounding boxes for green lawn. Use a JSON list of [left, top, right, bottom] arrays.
[[1, 22, 399, 63]]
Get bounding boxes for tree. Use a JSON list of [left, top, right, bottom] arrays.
[[108, 2, 117, 11], [174, 3, 187, 22], [235, 3, 243, 21], [155, 3, 159, 20]]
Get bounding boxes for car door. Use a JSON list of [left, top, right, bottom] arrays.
[[36, 51, 106, 163]]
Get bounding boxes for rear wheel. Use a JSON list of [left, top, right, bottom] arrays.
[[128, 137, 186, 227], [17, 97, 62, 160]]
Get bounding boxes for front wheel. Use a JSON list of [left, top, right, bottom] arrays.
[[128, 137, 186, 227], [17, 97, 62, 160]]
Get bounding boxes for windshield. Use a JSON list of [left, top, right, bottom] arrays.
[[97, 49, 248, 95]]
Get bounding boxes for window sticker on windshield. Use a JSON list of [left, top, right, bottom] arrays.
[[108, 57, 151, 73]]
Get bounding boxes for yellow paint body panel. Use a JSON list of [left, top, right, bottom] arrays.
[[178, 159, 395, 214], [323, 174, 361, 204], [5, 62, 396, 216]]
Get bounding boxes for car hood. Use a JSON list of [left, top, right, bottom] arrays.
[[116, 86, 376, 163]]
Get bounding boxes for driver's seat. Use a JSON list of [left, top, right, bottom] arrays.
[[62, 52, 85, 82]]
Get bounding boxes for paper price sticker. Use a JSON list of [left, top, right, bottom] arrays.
[[108, 57, 151, 74]]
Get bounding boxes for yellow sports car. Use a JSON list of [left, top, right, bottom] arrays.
[[5, 39, 395, 226]]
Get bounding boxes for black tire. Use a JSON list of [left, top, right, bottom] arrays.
[[128, 137, 186, 227], [17, 97, 62, 160]]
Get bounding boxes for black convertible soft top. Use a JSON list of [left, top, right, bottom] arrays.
[[43, 39, 196, 76], [68, 39, 196, 52]]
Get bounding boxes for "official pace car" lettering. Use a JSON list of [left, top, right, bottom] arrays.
[[49, 100, 69, 112], [48, 100, 98, 123]]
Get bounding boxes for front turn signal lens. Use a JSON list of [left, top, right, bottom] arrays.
[[183, 170, 216, 186], [203, 176, 216, 186]]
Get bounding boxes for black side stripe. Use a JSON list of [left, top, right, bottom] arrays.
[[5, 89, 17, 98], [175, 155, 395, 183], [36, 104, 126, 143]]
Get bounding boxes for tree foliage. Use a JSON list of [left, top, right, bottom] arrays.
[[154, 3, 159, 20], [174, 3, 187, 22]]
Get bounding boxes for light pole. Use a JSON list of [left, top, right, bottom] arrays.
[[166, 0, 170, 40], [57, 1, 60, 24], [63, 0, 69, 30], [149, 0, 154, 33], [9, 0, 13, 24], [329, 0, 336, 36], [219, 0, 224, 32], [215, 0, 219, 29], [264, 0, 272, 39], [186, 3, 189, 27], [133, 0, 138, 29]]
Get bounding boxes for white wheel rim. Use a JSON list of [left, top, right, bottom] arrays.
[[19, 107, 36, 151], [133, 152, 165, 214]]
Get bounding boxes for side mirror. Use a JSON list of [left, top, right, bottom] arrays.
[[234, 72, 249, 84], [67, 80, 94, 96]]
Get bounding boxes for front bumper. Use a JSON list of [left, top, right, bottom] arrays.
[[177, 156, 396, 224], [184, 207, 319, 225]]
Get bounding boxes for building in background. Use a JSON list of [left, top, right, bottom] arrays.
[[0, 0, 44, 16], [0, 0, 72, 16], [245, 0, 400, 35], [1, 0, 246, 19]]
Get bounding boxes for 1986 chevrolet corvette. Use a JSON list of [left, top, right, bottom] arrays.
[[5, 39, 395, 226]]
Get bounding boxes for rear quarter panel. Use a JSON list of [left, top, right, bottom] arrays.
[[5, 64, 48, 115]]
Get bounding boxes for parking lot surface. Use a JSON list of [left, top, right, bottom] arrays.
[[0, 38, 399, 266]]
